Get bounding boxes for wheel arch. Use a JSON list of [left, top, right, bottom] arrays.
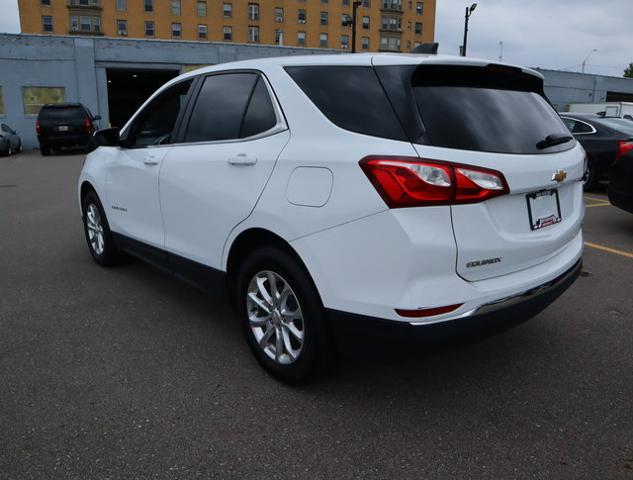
[[79, 180, 97, 214], [225, 228, 323, 306]]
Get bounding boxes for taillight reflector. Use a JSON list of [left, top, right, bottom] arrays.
[[396, 303, 463, 318], [617, 141, 633, 160], [35, 120, 41, 136], [360, 156, 509, 208], [84, 117, 94, 134]]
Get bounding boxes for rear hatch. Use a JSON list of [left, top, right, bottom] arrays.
[[38, 105, 88, 138], [376, 61, 585, 281]]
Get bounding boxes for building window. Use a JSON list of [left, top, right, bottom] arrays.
[[72, 15, 100, 32], [171, 0, 180, 15], [197, 1, 207, 16], [145, 20, 155, 37], [297, 9, 306, 23], [144, 0, 153, 12], [41, 0, 51, 4], [274, 7, 284, 22], [321, 0, 328, 3], [116, 0, 126, 11], [363, 0, 370, 6], [297, 31, 306, 46], [415, 22, 422, 34], [22, 86, 66, 115], [380, 35, 400, 51], [342, 0, 350, 5], [248, 26, 259, 43], [198, 24, 207, 38], [341, 14, 352, 26], [223, 3, 232, 18], [362, 16, 370, 28], [320, 11, 328, 25], [416, 1, 423, 14], [117, 19, 128, 35], [381, 16, 401, 31], [319, 33, 328, 47], [382, 0, 402, 9], [341, 34, 349, 49], [172, 23, 181, 38], [69, 0, 100, 5], [223, 25, 232, 40], [361, 36, 369, 49], [275, 29, 283, 44], [41, 15, 53, 32], [248, 3, 259, 21]]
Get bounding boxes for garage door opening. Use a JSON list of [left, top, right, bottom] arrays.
[[106, 68, 179, 128]]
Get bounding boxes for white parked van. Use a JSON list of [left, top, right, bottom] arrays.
[[567, 102, 633, 121]]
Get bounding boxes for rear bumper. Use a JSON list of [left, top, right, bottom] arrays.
[[38, 135, 90, 147], [327, 258, 582, 343]]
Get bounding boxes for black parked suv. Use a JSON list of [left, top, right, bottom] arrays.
[[36, 103, 100, 156], [560, 113, 633, 190]]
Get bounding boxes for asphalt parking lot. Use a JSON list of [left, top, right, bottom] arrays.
[[1, 151, 632, 479]]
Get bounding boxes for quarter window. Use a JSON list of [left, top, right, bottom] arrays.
[[285, 66, 407, 141], [126, 80, 192, 147]]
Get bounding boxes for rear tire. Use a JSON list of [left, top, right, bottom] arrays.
[[81, 191, 122, 267], [235, 246, 329, 384], [40, 143, 51, 156]]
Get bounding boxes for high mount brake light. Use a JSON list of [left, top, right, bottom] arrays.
[[359, 156, 509, 208]]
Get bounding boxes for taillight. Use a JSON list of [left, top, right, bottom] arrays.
[[83, 117, 94, 134], [359, 156, 509, 208], [35, 120, 41, 136], [616, 141, 633, 160]]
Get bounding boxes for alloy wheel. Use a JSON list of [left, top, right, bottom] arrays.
[[246, 270, 305, 365], [86, 203, 105, 255]]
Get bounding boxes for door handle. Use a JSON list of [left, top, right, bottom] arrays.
[[228, 154, 257, 166], [143, 155, 159, 166]]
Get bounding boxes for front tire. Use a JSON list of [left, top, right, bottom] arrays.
[[583, 159, 597, 191], [82, 191, 121, 266], [236, 246, 328, 383]]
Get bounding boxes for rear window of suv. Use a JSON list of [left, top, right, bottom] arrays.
[[39, 106, 86, 122], [376, 64, 574, 155], [284, 66, 408, 142]]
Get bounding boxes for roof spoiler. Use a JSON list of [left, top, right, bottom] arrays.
[[411, 43, 439, 55]]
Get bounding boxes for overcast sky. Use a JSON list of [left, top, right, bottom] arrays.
[[0, 0, 631, 77]]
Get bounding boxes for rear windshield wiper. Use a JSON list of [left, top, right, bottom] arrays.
[[536, 134, 574, 150]]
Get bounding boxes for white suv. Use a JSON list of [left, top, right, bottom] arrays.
[[79, 54, 584, 382]]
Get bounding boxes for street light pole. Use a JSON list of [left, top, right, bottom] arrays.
[[461, 3, 477, 57], [581, 49, 598, 73], [351, 1, 361, 53]]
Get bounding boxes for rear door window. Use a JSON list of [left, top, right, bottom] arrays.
[[284, 66, 407, 142], [377, 65, 574, 154]]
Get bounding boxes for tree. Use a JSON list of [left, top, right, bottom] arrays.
[[625, 63, 633, 78]]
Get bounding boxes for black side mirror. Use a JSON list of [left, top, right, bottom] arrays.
[[91, 127, 120, 149]]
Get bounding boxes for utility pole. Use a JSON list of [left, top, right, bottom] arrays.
[[349, 1, 362, 53], [461, 3, 477, 57]]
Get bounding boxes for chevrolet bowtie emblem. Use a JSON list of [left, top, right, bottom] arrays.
[[551, 169, 567, 183]]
